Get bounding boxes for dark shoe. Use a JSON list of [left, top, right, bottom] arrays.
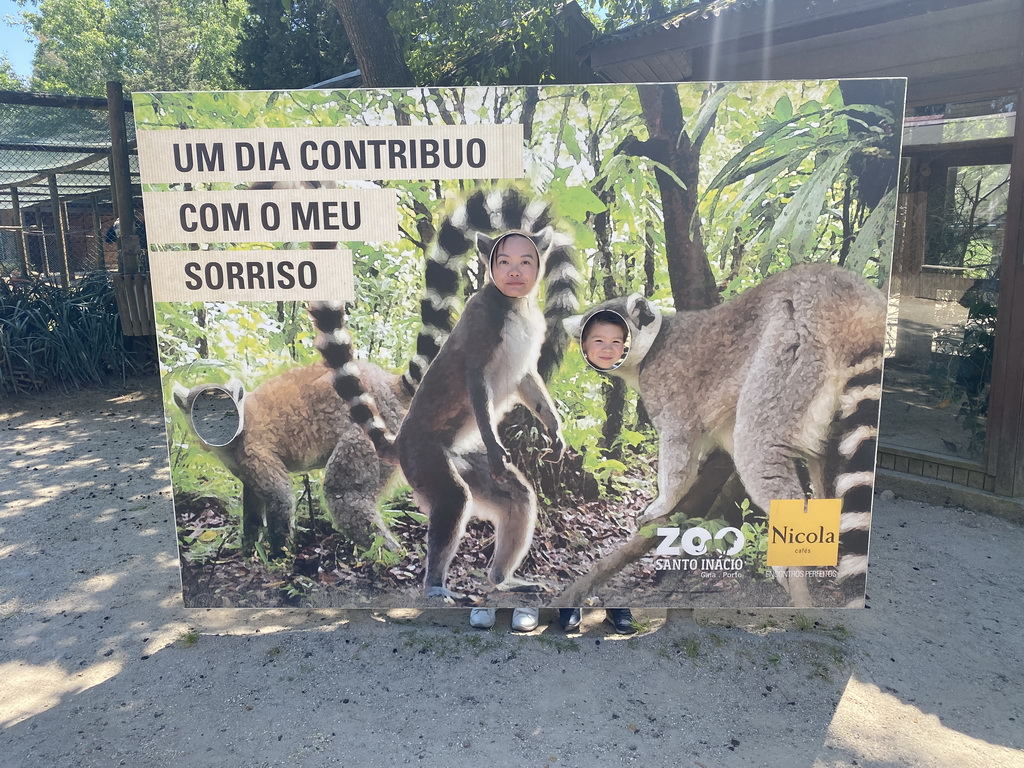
[[605, 608, 636, 634], [559, 608, 582, 632]]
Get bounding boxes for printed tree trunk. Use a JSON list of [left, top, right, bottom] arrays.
[[619, 84, 719, 311]]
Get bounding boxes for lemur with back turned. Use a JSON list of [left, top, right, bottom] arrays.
[[318, 206, 575, 602], [172, 360, 404, 557], [567, 264, 884, 608]]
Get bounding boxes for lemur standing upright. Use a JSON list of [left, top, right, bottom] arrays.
[[567, 264, 885, 608], [318, 191, 577, 601], [401, 231, 564, 600]]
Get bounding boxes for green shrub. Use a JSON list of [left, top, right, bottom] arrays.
[[0, 273, 153, 395]]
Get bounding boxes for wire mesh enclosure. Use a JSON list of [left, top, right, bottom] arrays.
[[0, 89, 142, 281]]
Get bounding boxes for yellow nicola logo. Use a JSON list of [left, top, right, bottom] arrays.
[[766, 499, 842, 567]]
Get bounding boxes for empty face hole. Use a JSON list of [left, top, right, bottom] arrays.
[[189, 386, 241, 446]]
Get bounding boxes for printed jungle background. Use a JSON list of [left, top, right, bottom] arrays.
[[136, 81, 904, 609]]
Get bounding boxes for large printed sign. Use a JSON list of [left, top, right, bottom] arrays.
[[139, 81, 904, 610]]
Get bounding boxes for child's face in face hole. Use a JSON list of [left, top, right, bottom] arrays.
[[582, 320, 627, 370]]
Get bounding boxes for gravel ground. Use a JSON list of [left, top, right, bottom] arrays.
[[1, 378, 1022, 768]]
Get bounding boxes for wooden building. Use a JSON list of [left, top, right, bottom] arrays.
[[583, 0, 1024, 511]]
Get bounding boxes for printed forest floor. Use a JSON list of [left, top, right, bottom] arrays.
[[1, 378, 1022, 768]]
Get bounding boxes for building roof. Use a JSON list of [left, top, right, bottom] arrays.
[[583, 0, 1023, 106]]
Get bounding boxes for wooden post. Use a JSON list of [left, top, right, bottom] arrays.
[[106, 81, 139, 274], [107, 156, 122, 272], [48, 174, 71, 287], [11, 187, 30, 277], [90, 194, 105, 270], [988, 111, 1024, 494], [105, 82, 154, 336], [62, 198, 72, 270], [35, 207, 51, 274]]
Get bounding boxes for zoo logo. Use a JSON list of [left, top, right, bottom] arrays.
[[655, 526, 745, 557]]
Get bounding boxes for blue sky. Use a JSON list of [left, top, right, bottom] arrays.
[[1, 0, 37, 82]]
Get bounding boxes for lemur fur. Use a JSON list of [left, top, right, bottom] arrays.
[[318, 194, 577, 601], [566, 263, 884, 608]]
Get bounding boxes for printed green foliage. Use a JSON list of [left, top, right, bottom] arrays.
[[148, 82, 899, 569], [555, 186, 607, 223], [700, 83, 898, 286], [736, 499, 771, 578]]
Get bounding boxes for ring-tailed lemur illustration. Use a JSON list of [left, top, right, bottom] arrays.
[[175, 189, 577, 563], [172, 356, 408, 558], [566, 263, 884, 608], [410, 188, 579, 384], [316, 189, 578, 601], [170, 181, 417, 558]]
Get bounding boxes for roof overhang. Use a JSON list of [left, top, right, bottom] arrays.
[[585, 0, 1023, 106]]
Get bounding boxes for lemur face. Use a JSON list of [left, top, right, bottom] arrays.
[[565, 294, 663, 383]]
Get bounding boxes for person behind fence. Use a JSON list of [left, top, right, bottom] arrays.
[[105, 216, 148, 252]]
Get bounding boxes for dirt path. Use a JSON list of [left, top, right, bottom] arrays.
[[1, 379, 1021, 767]]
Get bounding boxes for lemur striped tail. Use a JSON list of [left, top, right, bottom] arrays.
[[826, 345, 884, 606], [318, 188, 579, 464], [308, 302, 399, 465], [408, 188, 579, 387]]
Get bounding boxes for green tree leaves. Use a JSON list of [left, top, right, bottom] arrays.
[[386, 0, 559, 85], [0, 56, 27, 90], [235, 0, 352, 90], [19, 0, 246, 95]]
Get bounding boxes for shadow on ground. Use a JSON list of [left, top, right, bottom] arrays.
[[0, 379, 1021, 767]]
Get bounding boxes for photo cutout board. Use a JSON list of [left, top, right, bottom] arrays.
[[137, 80, 905, 610]]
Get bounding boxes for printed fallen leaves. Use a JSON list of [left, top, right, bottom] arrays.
[[173, 481, 651, 608]]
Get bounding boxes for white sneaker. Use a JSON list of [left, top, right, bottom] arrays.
[[469, 607, 496, 629], [511, 607, 539, 632]]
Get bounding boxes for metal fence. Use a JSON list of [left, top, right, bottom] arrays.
[[0, 88, 141, 282]]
